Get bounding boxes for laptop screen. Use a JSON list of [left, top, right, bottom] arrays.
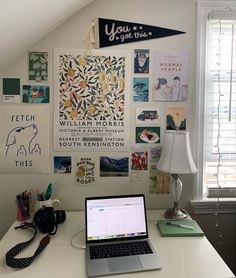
[[85, 195, 148, 243]]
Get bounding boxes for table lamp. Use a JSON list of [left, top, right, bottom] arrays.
[[156, 130, 197, 219]]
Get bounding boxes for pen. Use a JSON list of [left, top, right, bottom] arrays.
[[166, 222, 194, 230]]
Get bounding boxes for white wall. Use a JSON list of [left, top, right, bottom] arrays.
[[0, 0, 197, 239]]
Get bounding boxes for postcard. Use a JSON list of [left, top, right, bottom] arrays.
[[149, 146, 162, 164], [131, 172, 143, 182], [136, 126, 160, 144], [22, 85, 49, 103], [54, 156, 71, 173], [133, 77, 149, 102], [131, 147, 148, 171], [134, 49, 149, 74], [166, 105, 186, 130], [136, 107, 160, 125], [100, 156, 129, 177], [149, 164, 170, 194]]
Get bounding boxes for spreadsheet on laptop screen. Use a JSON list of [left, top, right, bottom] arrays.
[[86, 196, 147, 241]]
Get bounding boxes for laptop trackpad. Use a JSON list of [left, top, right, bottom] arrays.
[[108, 256, 142, 272]]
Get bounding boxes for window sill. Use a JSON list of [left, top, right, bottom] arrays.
[[190, 198, 236, 214]]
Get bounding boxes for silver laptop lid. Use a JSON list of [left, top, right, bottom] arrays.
[[85, 194, 148, 244]]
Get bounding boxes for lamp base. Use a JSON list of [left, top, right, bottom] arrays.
[[165, 206, 188, 220]]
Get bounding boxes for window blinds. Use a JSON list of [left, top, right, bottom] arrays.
[[204, 16, 236, 189]]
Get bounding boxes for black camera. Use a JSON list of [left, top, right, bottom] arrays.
[[33, 207, 66, 234]]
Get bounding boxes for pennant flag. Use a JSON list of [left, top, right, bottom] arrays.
[[95, 18, 185, 48]]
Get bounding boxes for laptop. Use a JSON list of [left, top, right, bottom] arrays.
[[85, 194, 163, 277]]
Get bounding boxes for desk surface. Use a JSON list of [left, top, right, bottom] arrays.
[[0, 210, 234, 278]]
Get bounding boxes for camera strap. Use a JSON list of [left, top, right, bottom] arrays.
[[6, 222, 51, 269]]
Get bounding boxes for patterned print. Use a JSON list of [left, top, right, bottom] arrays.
[[59, 54, 126, 121]]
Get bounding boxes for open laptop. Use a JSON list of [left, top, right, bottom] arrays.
[[85, 194, 163, 277]]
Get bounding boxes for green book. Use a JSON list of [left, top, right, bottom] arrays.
[[157, 220, 204, 237]]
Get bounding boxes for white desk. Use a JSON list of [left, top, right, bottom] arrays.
[[0, 210, 234, 278]]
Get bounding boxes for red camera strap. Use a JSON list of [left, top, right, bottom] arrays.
[[6, 222, 50, 269]]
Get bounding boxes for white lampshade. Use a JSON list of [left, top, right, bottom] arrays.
[[157, 130, 197, 174]]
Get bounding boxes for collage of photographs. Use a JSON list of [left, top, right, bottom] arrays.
[[1, 48, 188, 196]]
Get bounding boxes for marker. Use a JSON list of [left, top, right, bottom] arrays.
[[45, 183, 52, 200], [166, 222, 194, 230]]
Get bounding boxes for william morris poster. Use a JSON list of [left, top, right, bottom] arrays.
[[0, 106, 50, 173], [53, 49, 130, 151]]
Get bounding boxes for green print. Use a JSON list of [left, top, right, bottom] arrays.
[[29, 52, 48, 82]]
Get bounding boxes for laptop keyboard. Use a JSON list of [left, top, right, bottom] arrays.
[[89, 240, 153, 260]]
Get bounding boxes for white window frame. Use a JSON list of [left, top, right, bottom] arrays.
[[194, 0, 236, 202]]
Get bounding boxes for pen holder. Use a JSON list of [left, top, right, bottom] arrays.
[[16, 198, 32, 221], [34, 198, 61, 212]]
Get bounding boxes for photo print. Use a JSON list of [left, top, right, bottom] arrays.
[[133, 77, 149, 102], [136, 126, 160, 144], [166, 105, 186, 130], [134, 49, 149, 74], [23, 85, 49, 103], [136, 107, 160, 125], [131, 147, 148, 171], [54, 156, 71, 173], [100, 156, 129, 177]]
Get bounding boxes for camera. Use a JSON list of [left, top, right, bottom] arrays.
[[33, 207, 66, 234]]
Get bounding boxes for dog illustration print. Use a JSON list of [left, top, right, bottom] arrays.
[[5, 124, 41, 156]]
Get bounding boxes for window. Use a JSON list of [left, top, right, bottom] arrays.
[[196, 1, 236, 199]]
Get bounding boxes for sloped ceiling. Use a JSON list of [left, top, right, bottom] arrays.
[[0, 0, 93, 71]]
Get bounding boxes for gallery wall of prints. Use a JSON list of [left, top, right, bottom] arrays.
[[0, 48, 187, 195], [0, 0, 196, 214]]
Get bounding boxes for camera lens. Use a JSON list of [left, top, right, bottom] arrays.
[[54, 210, 66, 224]]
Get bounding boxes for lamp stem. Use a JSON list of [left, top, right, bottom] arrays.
[[172, 174, 182, 204], [165, 174, 188, 219]]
